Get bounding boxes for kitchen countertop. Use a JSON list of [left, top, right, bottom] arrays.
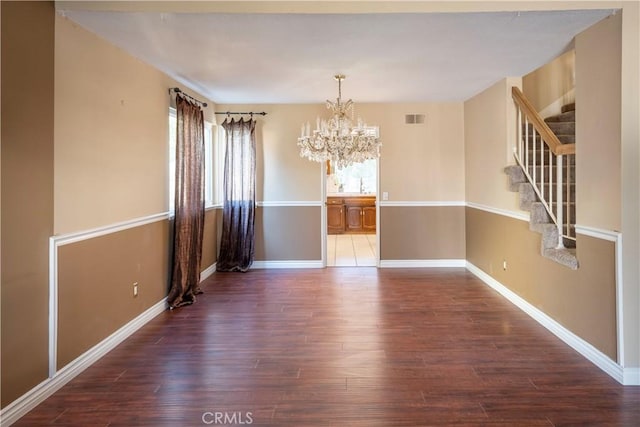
[[327, 193, 376, 197]]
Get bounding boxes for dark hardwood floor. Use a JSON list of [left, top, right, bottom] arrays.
[[15, 268, 640, 426]]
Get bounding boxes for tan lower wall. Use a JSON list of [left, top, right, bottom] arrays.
[[57, 219, 171, 368], [201, 208, 218, 269], [380, 206, 466, 260], [465, 207, 617, 360], [254, 206, 321, 261], [1, 1, 55, 408]]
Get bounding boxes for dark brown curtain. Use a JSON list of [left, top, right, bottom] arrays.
[[167, 95, 205, 308], [217, 118, 256, 272]]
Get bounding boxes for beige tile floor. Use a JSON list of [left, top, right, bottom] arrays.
[[327, 233, 377, 267]]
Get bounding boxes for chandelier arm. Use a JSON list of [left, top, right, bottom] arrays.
[[298, 74, 380, 167]]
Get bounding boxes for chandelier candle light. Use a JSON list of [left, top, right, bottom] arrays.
[[298, 74, 381, 169]]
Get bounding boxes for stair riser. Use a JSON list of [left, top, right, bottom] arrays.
[[524, 151, 576, 166], [530, 184, 575, 200], [526, 165, 574, 181], [522, 122, 575, 134], [547, 122, 575, 135], [549, 205, 576, 222], [530, 223, 576, 240], [521, 134, 575, 144], [527, 199, 576, 227], [545, 110, 575, 122]]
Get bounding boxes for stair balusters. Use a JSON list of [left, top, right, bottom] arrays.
[[511, 87, 576, 249]]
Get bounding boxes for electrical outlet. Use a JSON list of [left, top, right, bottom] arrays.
[[133, 282, 138, 297], [382, 191, 389, 201]]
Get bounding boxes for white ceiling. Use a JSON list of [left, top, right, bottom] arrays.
[[58, 7, 612, 104]]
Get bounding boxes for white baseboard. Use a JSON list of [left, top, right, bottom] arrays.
[[200, 262, 217, 282], [466, 262, 637, 386], [379, 259, 466, 268], [0, 298, 168, 427], [623, 368, 640, 385], [251, 260, 323, 269]]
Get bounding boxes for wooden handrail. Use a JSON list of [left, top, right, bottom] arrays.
[[512, 87, 575, 156]]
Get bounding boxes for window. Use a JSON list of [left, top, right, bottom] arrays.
[[168, 107, 214, 212], [329, 159, 377, 194], [203, 125, 213, 206], [168, 108, 176, 211], [214, 125, 227, 205]]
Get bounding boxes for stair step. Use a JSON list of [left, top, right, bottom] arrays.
[[530, 182, 575, 200], [545, 110, 576, 122], [562, 103, 576, 113], [504, 165, 527, 191], [503, 163, 579, 270], [543, 247, 578, 269], [529, 202, 551, 224], [549, 203, 576, 221], [557, 135, 575, 144], [528, 165, 575, 180], [563, 237, 577, 248], [522, 122, 575, 136], [522, 133, 575, 145], [518, 183, 537, 211], [540, 223, 560, 249], [524, 150, 576, 166], [546, 121, 575, 135], [528, 201, 576, 237]]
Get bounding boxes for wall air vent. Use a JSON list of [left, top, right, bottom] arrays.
[[405, 114, 425, 124]]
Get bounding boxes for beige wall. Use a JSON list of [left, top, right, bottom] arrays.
[[466, 207, 617, 359], [619, 0, 639, 369], [523, 49, 575, 118], [215, 104, 325, 203], [380, 206, 465, 260], [216, 102, 466, 203], [575, 13, 622, 232], [1, 1, 55, 407], [464, 77, 522, 213], [359, 103, 465, 202], [54, 14, 216, 235]]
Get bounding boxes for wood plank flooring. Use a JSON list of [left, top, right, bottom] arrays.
[[15, 268, 640, 426]]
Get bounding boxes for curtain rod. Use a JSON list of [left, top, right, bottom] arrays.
[[168, 87, 208, 108], [215, 111, 267, 116]]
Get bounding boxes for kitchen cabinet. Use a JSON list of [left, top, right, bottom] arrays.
[[327, 196, 376, 234], [362, 206, 376, 232], [346, 206, 363, 232], [327, 199, 345, 234]]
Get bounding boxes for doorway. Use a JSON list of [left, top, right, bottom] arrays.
[[322, 159, 379, 267]]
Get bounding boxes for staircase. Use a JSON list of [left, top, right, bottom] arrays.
[[506, 90, 578, 270]]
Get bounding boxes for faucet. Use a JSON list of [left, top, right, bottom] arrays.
[[360, 177, 364, 194]]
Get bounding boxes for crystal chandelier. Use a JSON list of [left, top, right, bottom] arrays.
[[298, 74, 381, 169]]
